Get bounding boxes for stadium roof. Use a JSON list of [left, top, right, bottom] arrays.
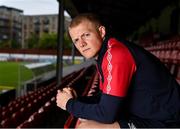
[[64, 0, 177, 37]]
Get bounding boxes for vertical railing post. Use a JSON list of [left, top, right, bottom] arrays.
[[56, 0, 64, 86]]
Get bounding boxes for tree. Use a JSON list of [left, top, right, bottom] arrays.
[[38, 33, 57, 49], [64, 32, 72, 50], [0, 40, 11, 48], [27, 33, 39, 48], [11, 40, 21, 48], [26, 32, 72, 50]]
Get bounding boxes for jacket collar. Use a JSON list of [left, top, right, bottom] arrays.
[[96, 35, 110, 83], [97, 35, 110, 63]]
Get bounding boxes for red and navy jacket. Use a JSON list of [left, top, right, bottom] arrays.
[[66, 36, 180, 124]]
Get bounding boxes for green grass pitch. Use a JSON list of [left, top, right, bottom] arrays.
[[0, 62, 33, 89]]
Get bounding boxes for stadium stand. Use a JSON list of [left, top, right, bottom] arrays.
[[0, 64, 96, 128], [145, 36, 180, 84]]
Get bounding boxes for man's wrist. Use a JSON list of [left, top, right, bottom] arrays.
[[66, 98, 74, 111]]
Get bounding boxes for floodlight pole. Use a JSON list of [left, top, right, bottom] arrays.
[[56, 0, 64, 86]]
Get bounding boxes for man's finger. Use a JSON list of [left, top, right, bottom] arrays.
[[72, 89, 77, 97], [63, 87, 72, 94]]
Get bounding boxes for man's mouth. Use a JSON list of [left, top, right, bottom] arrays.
[[83, 48, 90, 52]]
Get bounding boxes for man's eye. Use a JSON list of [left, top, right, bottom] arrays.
[[74, 39, 78, 44], [85, 33, 90, 37]]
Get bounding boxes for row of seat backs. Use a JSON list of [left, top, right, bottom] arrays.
[[64, 70, 99, 128], [0, 65, 94, 128]]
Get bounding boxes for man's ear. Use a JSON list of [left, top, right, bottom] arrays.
[[98, 26, 106, 39]]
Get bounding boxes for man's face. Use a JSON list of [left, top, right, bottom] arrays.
[[69, 20, 105, 59]]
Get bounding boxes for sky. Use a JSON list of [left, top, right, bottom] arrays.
[[0, 0, 69, 16]]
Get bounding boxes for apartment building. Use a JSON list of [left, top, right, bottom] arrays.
[[23, 14, 58, 48], [23, 14, 71, 48], [0, 6, 23, 47], [0, 5, 71, 48]]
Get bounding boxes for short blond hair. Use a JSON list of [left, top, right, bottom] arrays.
[[69, 13, 102, 29]]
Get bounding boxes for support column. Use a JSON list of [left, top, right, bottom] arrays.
[[56, 0, 64, 86], [71, 44, 75, 64]]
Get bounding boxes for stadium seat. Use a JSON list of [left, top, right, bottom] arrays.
[[64, 114, 77, 129], [1, 109, 10, 120], [171, 50, 178, 62], [11, 111, 24, 127], [176, 41, 180, 49], [0, 118, 15, 128], [16, 117, 35, 128]]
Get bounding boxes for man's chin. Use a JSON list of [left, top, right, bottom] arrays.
[[85, 56, 93, 59], [83, 53, 97, 59], [84, 55, 94, 59], [84, 55, 97, 59]]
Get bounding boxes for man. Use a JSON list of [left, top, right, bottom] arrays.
[[56, 13, 180, 128]]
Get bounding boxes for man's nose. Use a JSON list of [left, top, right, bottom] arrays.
[[79, 39, 86, 47]]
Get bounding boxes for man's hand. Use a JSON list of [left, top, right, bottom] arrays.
[[64, 87, 77, 98], [76, 119, 120, 128], [56, 87, 75, 110]]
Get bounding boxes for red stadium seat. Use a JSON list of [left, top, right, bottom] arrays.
[[0, 118, 15, 128], [171, 50, 178, 64]]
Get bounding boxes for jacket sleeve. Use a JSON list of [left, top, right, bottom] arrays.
[[77, 91, 101, 104], [66, 93, 124, 123]]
